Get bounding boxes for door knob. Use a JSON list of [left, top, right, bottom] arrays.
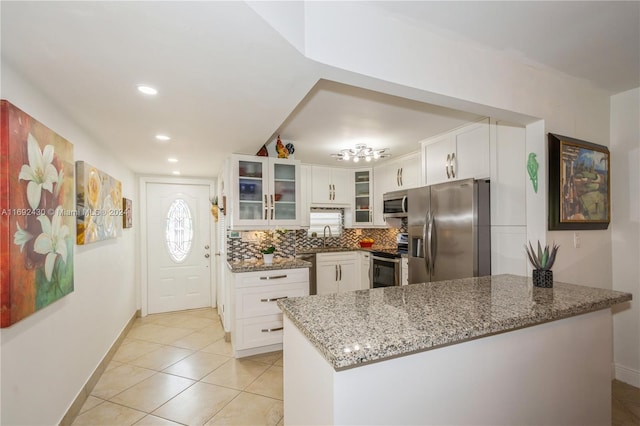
[[204, 245, 210, 250], [204, 253, 210, 258]]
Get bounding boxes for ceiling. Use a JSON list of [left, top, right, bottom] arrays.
[[1, 2, 638, 178]]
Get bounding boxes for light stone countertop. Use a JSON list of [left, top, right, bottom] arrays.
[[227, 258, 311, 273], [278, 274, 632, 371]]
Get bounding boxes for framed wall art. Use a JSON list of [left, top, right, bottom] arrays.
[[0, 100, 75, 328], [548, 133, 610, 230], [123, 197, 132, 228], [76, 161, 122, 244]]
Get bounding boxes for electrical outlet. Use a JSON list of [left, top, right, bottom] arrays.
[[573, 232, 581, 248]]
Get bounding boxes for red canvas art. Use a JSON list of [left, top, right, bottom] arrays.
[[0, 100, 75, 327]]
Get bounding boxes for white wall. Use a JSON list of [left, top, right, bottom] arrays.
[[0, 65, 138, 424], [610, 87, 640, 387]]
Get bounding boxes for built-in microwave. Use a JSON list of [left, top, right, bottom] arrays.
[[383, 189, 408, 218]]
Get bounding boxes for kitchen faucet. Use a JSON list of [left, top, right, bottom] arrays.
[[323, 225, 333, 248]]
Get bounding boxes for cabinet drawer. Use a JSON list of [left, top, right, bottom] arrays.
[[236, 282, 308, 319], [234, 268, 309, 288], [317, 252, 357, 263], [235, 314, 283, 350]]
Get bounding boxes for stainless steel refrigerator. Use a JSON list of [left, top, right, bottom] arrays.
[[407, 178, 491, 284]]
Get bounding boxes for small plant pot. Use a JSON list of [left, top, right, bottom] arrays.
[[533, 269, 553, 288], [263, 253, 274, 264]]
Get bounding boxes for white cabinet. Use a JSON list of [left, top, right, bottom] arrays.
[[230, 268, 309, 357], [229, 155, 300, 229], [360, 251, 371, 290], [311, 166, 351, 206], [422, 118, 490, 186], [491, 226, 527, 276], [375, 152, 421, 193], [373, 152, 421, 226], [353, 169, 373, 226], [316, 252, 359, 295], [401, 257, 408, 286], [491, 120, 527, 226]]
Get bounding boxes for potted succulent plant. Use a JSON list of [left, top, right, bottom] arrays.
[[261, 246, 276, 264], [525, 241, 559, 288]]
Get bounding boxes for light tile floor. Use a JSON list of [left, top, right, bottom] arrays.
[[73, 308, 283, 426], [73, 307, 640, 426]]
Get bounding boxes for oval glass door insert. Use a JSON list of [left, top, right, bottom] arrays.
[[165, 199, 193, 263]]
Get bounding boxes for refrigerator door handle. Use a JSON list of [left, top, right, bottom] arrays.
[[401, 196, 407, 213], [423, 212, 430, 273], [428, 213, 436, 273]]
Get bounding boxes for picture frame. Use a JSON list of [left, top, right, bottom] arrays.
[[548, 133, 610, 230], [123, 197, 132, 228]]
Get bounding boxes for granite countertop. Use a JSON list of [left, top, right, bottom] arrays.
[[296, 246, 397, 254], [278, 274, 632, 371], [227, 258, 311, 273]]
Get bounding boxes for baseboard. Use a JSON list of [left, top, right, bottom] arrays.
[[59, 311, 138, 426], [615, 363, 640, 388]]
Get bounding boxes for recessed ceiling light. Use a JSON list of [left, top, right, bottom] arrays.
[[167, 158, 178, 163], [137, 84, 158, 95], [155, 134, 171, 141], [172, 171, 181, 175]]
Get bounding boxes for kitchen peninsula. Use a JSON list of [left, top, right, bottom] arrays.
[[278, 274, 631, 425]]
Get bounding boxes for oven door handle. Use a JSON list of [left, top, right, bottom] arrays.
[[371, 255, 401, 264]]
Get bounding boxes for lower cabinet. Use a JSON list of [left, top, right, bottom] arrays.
[[401, 257, 408, 286], [230, 268, 309, 358], [360, 251, 371, 290], [317, 252, 359, 295]]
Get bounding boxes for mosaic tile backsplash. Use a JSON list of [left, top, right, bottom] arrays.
[[227, 221, 407, 262]]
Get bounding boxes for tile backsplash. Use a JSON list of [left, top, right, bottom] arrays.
[[226, 222, 407, 262]]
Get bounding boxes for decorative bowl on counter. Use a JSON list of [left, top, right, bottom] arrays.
[[359, 240, 374, 248]]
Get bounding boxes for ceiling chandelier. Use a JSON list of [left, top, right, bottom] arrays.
[[331, 144, 390, 163]]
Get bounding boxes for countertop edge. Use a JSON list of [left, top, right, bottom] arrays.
[[227, 258, 311, 273], [278, 275, 632, 371]]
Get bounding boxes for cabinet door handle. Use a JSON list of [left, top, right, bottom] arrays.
[[450, 152, 456, 178], [446, 154, 451, 179], [270, 194, 274, 220], [328, 183, 332, 201], [259, 275, 287, 280], [261, 327, 284, 333], [335, 265, 338, 281], [260, 296, 288, 302], [397, 168, 401, 186], [400, 167, 403, 186], [339, 264, 342, 280], [264, 194, 268, 219]]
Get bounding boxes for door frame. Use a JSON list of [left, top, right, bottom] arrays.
[[139, 176, 216, 317]]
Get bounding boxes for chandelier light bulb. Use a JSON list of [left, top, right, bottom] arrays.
[[353, 156, 360, 163], [366, 156, 372, 162]]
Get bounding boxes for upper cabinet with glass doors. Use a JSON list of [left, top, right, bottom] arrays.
[[353, 169, 373, 226], [229, 154, 300, 229]]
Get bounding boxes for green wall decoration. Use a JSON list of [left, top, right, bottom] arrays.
[[527, 152, 539, 193]]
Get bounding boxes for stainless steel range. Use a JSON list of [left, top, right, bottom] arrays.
[[370, 233, 407, 288]]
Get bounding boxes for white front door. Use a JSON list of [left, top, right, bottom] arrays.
[[147, 183, 211, 314]]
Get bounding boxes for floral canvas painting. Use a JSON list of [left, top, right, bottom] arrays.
[[1, 100, 75, 328], [76, 161, 122, 244]]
